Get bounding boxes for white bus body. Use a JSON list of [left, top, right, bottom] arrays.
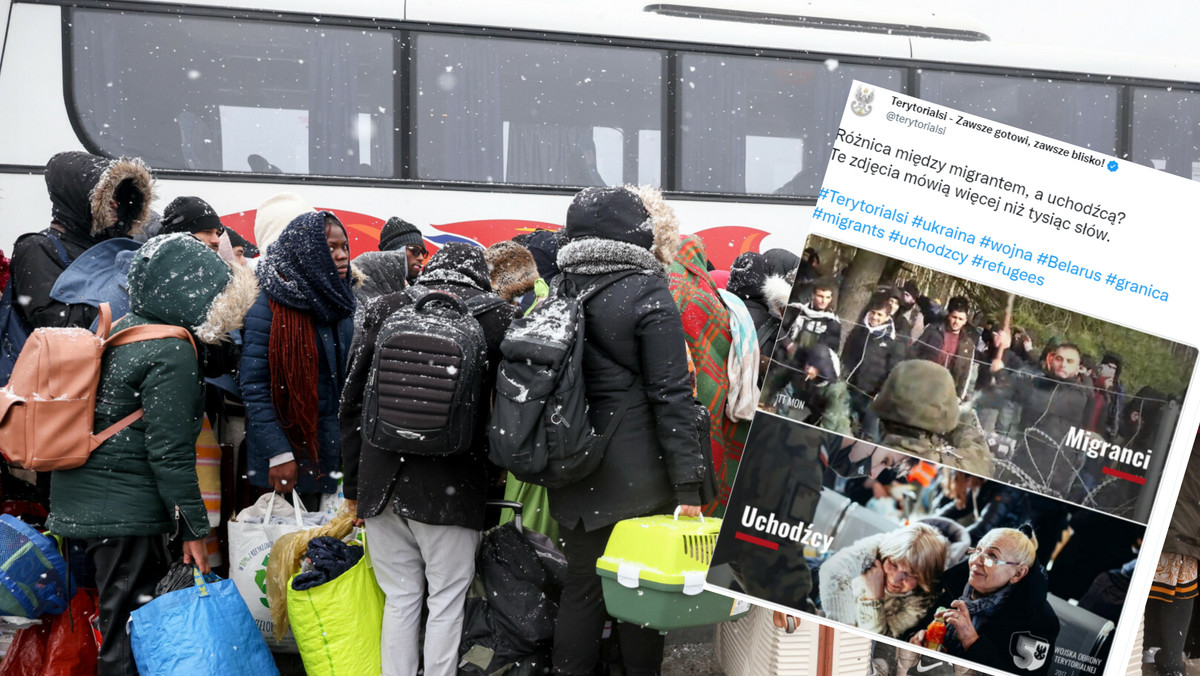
[[1, 0, 1197, 264]]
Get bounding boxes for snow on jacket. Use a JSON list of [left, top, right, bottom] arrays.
[[548, 186, 705, 531], [49, 238, 141, 328], [241, 212, 357, 494], [241, 293, 352, 494], [818, 532, 938, 638], [12, 152, 154, 328], [48, 234, 256, 539], [728, 251, 791, 388], [352, 250, 409, 305], [341, 243, 516, 529]]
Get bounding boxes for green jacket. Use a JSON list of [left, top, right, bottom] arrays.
[[48, 234, 258, 540]]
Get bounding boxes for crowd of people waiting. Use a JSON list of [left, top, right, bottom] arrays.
[[0, 150, 836, 676], [761, 256, 1178, 511]]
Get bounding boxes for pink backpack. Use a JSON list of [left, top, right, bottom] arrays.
[[0, 303, 196, 471]]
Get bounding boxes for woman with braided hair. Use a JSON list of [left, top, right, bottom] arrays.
[[241, 209, 356, 509]]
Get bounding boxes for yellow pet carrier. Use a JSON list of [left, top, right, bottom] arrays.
[[596, 513, 750, 631]]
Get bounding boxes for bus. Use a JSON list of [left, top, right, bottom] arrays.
[[2, 0, 1198, 263], [0, 2, 1190, 674]]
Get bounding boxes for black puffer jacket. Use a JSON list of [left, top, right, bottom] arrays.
[[842, 319, 903, 397], [11, 152, 153, 328], [341, 243, 516, 530], [548, 186, 705, 532]]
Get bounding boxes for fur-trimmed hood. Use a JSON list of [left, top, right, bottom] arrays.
[[763, 274, 792, 317], [45, 151, 154, 238], [631, 185, 681, 268], [128, 233, 258, 344], [194, 262, 258, 344], [485, 240, 540, 302], [557, 185, 680, 278]]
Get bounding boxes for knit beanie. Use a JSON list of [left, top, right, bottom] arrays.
[[226, 228, 259, 258], [379, 217, 424, 252], [485, 241, 540, 302], [522, 229, 563, 280], [255, 192, 312, 254], [727, 251, 770, 303], [563, 186, 653, 251], [162, 196, 224, 235]]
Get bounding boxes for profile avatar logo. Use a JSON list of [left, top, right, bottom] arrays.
[[851, 85, 875, 117], [1010, 631, 1050, 671]]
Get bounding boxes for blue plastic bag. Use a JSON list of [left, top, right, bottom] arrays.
[[130, 567, 279, 676]]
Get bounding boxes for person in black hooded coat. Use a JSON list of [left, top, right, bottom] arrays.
[[728, 250, 792, 386], [11, 151, 154, 328], [550, 185, 706, 676], [341, 242, 516, 676]]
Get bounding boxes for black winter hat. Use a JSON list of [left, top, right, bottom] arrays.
[[563, 187, 652, 251], [418, 242, 492, 291], [522, 229, 563, 280], [226, 228, 260, 258], [379, 217, 424, 252], [161, 196, 224, 235], [902, 280, 921, 299], [727, 251, 770, 303], [763, 248, 801, 279]]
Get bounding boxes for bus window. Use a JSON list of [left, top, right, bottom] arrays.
[[917, 72, 1119, 155], [413, 34, 663, 187], [1132, 87, 1200, 181], [678, 54, 903, 197], [70, 9, 395, 177]]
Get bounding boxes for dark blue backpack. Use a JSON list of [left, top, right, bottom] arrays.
[[0, 233, 73, 384]]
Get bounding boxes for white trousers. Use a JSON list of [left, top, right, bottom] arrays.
[[366, 510, 480, 676]]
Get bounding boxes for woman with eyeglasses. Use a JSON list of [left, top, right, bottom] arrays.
[[818, 522, 949, 637], [909, 526, 1060, 676]]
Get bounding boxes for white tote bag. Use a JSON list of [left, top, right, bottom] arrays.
[[228, 491, 308, 652]]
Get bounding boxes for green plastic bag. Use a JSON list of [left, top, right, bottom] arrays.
[[500, 473, 560, 545], [287, 542, 385, 676]]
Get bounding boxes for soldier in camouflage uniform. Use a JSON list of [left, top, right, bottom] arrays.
[[870, 360, 994, 477]]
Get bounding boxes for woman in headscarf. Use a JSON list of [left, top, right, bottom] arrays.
[[667, 233, 745, 517], [240, 210, 356, 508]]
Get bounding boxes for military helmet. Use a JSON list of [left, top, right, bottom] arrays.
[[870, 360, 959, 435]]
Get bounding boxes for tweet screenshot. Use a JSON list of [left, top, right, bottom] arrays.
[[705, 82, 1200, 676]]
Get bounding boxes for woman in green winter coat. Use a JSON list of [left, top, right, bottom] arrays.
[[47, 233, 258, 676]]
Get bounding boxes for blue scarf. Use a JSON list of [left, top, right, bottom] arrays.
[[256, 211, 355, 324]]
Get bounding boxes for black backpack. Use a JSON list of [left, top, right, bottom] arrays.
[[361, 287, 506, 456], [488, 271, 642, 488]]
